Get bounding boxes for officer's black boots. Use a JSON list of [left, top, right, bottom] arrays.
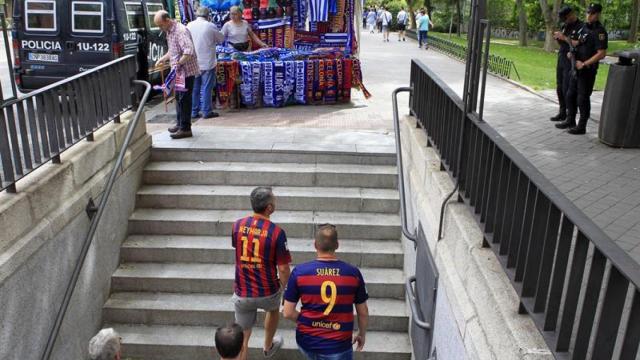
[[550, 113, 566, 122], [555, 118, 575, 129], [568, 126, 586, 135], [568, 119, 588, 135]]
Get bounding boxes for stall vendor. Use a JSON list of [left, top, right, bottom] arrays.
[[222, 6, 269, 51]]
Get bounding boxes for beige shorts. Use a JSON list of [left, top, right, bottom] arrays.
[[232, 291, 281, 330]]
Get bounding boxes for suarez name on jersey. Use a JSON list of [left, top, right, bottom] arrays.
[[284, 260, 368, 354], [232, 214, 292, 298]]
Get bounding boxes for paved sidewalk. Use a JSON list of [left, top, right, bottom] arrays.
[[147, 31, 640, 263], [398, 32, 640, 261]]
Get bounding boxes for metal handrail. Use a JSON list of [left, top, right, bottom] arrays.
[[392, 86, 417, 244], [405, 275, 432, 329], [40, 80, 151, 360]]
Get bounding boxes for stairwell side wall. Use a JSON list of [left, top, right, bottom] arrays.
[[0, 111, 152, 360], [399, 115, 553, 360]]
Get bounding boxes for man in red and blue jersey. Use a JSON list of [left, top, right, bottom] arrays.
[[232, 187, 292, 359], [283, 224, 369, 360]]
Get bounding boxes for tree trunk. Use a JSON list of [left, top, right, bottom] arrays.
[[539, 0, 561, 51], [517, 0, 528, 46], [629, 0, 639, 43], [456, 0, 462, 37]]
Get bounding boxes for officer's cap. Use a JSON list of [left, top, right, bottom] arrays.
[[587, 3, 602, 13], [558, 5, 573, 21]]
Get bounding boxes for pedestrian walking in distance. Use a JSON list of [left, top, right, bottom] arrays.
[[231, 187, 291, 359], [550, 6, 582, 124], [556, 3, 608, 135], [283, 224, 370, 360], [381, 7, 392, 42], [397, 8, 408, 41], [417, 9, 433, 49], [154, 10, 200, 139], [187, 7, 225, 120], [366, 8, 377, 33]]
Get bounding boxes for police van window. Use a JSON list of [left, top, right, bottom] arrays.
[[25, 0, 57, 31], [72, 2, 104, 33], [146, 3, 164, 30], [124, 2, 145, 31]]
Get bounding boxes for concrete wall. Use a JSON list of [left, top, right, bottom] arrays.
[[399, 115, 554, 360], [0, 111, 151, 360]]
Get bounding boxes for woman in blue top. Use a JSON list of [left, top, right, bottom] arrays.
[[417, 9, 434, 49]]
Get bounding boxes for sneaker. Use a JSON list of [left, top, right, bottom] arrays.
[[202, 112, 219, 119], [170, 129, 193, 139], [168, 125, 180, 134], [403, 38, 406, 41], [263, 335, 283, 358], [191, 113, 201, 119], [550, 114, 566, 122]]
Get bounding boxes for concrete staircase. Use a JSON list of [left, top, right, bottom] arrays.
[[104, 147, 411, 360]]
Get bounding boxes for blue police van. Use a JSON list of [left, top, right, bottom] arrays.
[[12, 0, 169, 91]]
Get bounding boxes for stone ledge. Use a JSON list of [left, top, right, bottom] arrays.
[[400, 115, 552, 359], [0, 111, 150, 265]]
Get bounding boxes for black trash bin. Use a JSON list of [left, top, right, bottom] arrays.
[[599, 49, 640, 147]]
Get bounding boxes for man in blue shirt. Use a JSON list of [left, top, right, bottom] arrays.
[[417, 9, 434, 49]]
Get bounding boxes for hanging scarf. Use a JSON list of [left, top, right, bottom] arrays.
[[314, 59, 325, 103], [336, 58, 344, 102], [262, 61, 275, 107], [251, 62, 262, 107], [284, 25, 294, 49], [324, 59, 337, 103], [351, 58, 370, 98], [273, 61, 286, 107], [329, 0, 346, 32], [342, 58, 352, 101], [295, 60, 306, 104], [217, 61, 240, 108], [239, 61, 256, 106], [275, 26, 285, 48], [284, 60, 296, 104], [305, 60, 315, 103], [295, 0, 307, 29]]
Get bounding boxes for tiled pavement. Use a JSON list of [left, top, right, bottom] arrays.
[[147, 31, 640, 263]]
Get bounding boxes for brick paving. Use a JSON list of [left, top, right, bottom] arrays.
[[147, 31, 640, 263]]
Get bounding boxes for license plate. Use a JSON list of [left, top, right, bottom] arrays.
[[28, 53, 59, 62]]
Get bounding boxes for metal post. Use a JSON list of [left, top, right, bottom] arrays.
[[1, 4, 17, 101]]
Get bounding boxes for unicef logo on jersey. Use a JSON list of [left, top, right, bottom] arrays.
[[311, 320, 341, 330]]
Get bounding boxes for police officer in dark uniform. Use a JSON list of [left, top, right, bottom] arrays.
[[556, 3, 608, 135], [550, 6, 582, 123]]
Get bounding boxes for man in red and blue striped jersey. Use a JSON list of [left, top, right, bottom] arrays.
[[232, 187, 292, 359], [283, 224, 369, 360]]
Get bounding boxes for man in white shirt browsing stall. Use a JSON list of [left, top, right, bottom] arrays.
[[187, 7, 225, 119]]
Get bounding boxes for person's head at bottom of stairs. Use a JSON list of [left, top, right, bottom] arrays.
[[216, 323, 245, 360], [88, 328, 122, 360]]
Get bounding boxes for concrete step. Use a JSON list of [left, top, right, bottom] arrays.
[[111, 263, 405, 299], [111, 324, 411, 360], [103, 292, 408, 332], [151, 147, 397, 166], [142, 161, 398, 189], [136, 185, 400, 213], [128, 209, 401, 240], [122, 235, 404, 269]]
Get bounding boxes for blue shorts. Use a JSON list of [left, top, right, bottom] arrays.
[[299, 347, 353, 360]]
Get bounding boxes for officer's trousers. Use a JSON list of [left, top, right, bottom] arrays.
[[566, 67, 597, 129], [556, 54, 572, 118]]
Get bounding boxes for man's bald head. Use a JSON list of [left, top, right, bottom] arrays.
[[154, 10, 172, 31]]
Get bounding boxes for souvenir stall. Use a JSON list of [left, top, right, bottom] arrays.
[[179, 0, 368, 109]]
